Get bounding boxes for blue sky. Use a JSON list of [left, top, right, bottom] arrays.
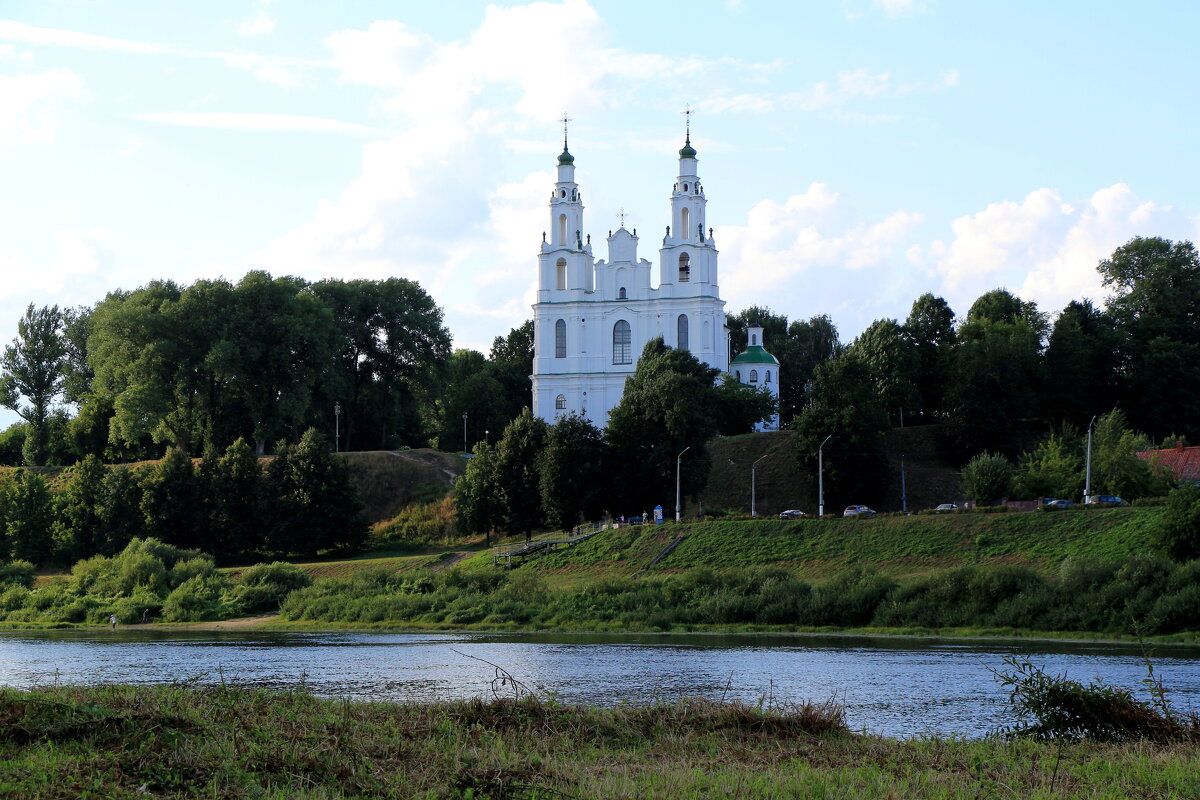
[[1, 0, 1198, 427]]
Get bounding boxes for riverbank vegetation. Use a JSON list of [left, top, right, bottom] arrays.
[[2, 681, 1197, 798]]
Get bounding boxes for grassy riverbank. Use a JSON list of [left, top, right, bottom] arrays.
[[2, 684, 1198, 799]]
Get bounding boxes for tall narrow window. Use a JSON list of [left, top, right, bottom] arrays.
[[618, 287, 627, 299], [555, 319, 566, 358], [750, 369, 759, 383], [558, 214, 567, 244], [678, 252, 690, 282], [681, 207, 690, 239], [555, 394, 566, 410], [555, 258, 566, 290], [765, 370, 772, 384], [677, 314, 689, 351], [613, 320, 632, 365]]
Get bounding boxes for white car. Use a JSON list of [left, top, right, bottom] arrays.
[[778, 509, 807, 519], [843, 505, 876, 518], [934, 503, 959, 513]]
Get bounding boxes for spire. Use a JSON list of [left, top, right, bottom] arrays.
[[679, 104, 697, 158], [557, 112, 575, 165]]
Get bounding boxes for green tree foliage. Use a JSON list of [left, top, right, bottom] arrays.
[[847, 318, 918, 426], [539, 413, 607, 530], [95, 467, 144, 557], [308, 278, 451, 451], [487, 320, 536, 430], [1156, 485, 1200, 561], [0, 304, 67, 465], [140, 447, 203, 551], [1041, 300, 1116, 429], [1099, 237, 1200, 440], [207, 438, 264, 563], [53, 454, 109, 563], [1090, 410, 1172, 500], [265, 429, 367, 557], [711, 375, 778, 436], [902, 293, 956, 421], [607, 338, 720, 514], [793, 356, 890, 509], [2, 470, 55, 565], [1014, 430, 1083, 501], [225, 561, 313, 614], [960, 452, 1014, 505], [494, 408, 549, 540], [947, 290, 1046, 458], [454, 442, 503, 543], [435, 349, 512, 452]]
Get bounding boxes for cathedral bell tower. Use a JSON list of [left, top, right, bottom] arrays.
[[659, 113, 718, 295], [538, 118, 593, 299]]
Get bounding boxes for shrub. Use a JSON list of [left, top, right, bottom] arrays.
[[961, 453, 1013, 505], [0, 560, 35, 589], [161, 574, 230, 622], [225, 562, 313, 614], [1156, 485, 1200, 560]]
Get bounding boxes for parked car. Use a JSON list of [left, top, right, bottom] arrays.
[[843, 505, 876, 518], [1086, 495, 1127, 506], [1043, 498, 1072, 509], [779, 509, 807, 519], [934, 503, 959, 513]]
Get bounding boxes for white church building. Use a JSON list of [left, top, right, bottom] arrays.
[[530, 128, 733, 426]]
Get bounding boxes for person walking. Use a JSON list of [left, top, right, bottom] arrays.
[[109, 614, 117, 630]]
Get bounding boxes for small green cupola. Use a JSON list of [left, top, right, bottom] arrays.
[[558, 148, 575, 165], [678, 134, 697, 159]]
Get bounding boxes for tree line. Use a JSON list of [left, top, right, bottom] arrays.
[[728, 236, 1199, 509], [0, 430, 365, 567]]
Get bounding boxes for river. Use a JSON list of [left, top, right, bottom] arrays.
[[3, 629, 1198, 738]]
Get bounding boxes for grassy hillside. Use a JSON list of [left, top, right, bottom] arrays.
[[339, 449, 464, 523], [529, 506, 1163, 584]]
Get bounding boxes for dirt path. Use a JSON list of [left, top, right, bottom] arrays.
[[138, 614, 281, 631], [428, 551, 472, 571]]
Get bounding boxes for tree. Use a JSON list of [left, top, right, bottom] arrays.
[[140, 447, 203, 551], [960, 453, 1013, 505], [96, 467, 144, 556], [1156, 485, 1200, 561], [454, 442, 503, 545], [539, 413, 607, 530], [493, 408, 549, 541], [2, 470, 55, 565], [847, 318, 919, 426], [54, 454, 109, 562], [1014, 430, 1083, 501], [1, 304, 67, 465], [903, 293, 956, 421], [606, 338, 721, 514], [1091, 410, 1172, 500], [1098, 237, 1200, 440], [265, 429, 366, 557], [208, 438, 265, 563], [793, 356, 890, 509], [711, 375, 778, 436], [947, 290, 1046, 458], [1041, 300, 1117, 429], [488, 320, 536, 429]]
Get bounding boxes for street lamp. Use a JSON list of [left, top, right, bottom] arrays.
[[675, 445, 691, 521], [462, 412, 468, 454], [817, 434, 832, 517], [1084, 415, 1096, 503], [751, 453, 768, 517], [334, 402, 341, 453]]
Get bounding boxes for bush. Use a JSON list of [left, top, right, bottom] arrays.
[[225, 562, 313, 614], [161, 574, 230, 622], [961, 453, 1013, 505], [0, 560, 36, 589], [1156, 485, 1200, 560]]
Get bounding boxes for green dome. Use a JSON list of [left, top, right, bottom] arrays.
[[558, 148, 575, 165], [679, 140, 697, 158], [730, 345, 779, 366]]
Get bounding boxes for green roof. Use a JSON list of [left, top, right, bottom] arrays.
[[731, 345, 779, 366], [557, 148, 575, 165], [679, 141, 697, 158]]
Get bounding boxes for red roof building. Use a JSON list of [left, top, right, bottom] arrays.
[[1137, 441, 1200, 484]]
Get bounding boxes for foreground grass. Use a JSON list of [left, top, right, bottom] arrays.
[[1, 685, 1198, 799]]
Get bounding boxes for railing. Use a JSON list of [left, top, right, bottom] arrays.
[[491, 520, 612, 567]]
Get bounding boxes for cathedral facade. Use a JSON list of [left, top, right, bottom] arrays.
[[530, 131, 730, 426]]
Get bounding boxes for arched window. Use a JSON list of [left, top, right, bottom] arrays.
[[558, 214, 567, 244], [765, 370, 772, 384], [555, 258, 566, 290], [677, 314, 689, 351], [681, 207, 690, 239], [555, 394, 566, 410], [678, 252, 690, 282], [749, 369, 758, 383], [613, 320, 632, 365], [735, 370, 741, 382], [618, 287, 627, 299], [555, 319, 566, 358], [751, 333, 757, 345]]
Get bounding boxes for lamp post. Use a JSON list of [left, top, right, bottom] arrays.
[[462, 412, 468, 454], [334, 402, 341, 453], [1084, 415, 1096, 503], [817, 434, 832, 517], [751, 453, 768, 517], [675, 445, 691, 521]]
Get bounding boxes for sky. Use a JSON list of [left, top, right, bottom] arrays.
[[1, 0, 1199, 427]]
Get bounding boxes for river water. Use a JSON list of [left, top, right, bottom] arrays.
[[2, 630, 1198, 738]]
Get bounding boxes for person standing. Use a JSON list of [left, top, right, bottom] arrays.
[[109, 614, 117, 630]]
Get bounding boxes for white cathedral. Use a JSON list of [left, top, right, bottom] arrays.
[[530, 125, 779, 430]]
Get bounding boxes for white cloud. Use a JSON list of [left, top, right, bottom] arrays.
[[134, 111, 375, 134], [0, 67, 84, 143], [325, 20, 432, 89], [0, 19, 170, 54], [238, 10, 276, 37], [0, 227, 113, 304], [921, 183, 1196, 315]]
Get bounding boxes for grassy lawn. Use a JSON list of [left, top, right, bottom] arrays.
[[2, 684, 1197, 799]]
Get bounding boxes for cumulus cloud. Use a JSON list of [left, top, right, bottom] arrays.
[[134, 111, 375, 134], [238, 10, 276, 37], [0, 67, 84, 143]]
